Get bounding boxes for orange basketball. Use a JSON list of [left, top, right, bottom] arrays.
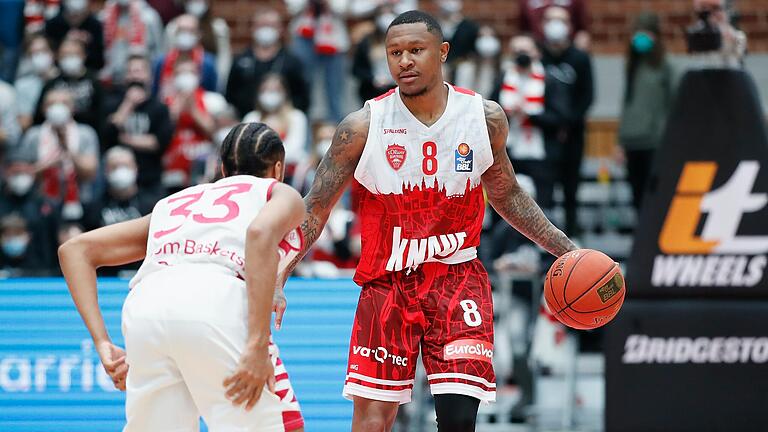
[[544, 249, 626, 330], [457, 143, 470, 156]]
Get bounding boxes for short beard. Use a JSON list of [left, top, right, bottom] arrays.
[[400, 84, 430, 98]]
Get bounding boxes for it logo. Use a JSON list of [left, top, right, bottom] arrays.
[[659, 161, 768, 254]]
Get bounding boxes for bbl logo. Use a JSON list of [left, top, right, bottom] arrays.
[[455, 143, 473, 172]]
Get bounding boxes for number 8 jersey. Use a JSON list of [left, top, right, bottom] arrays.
[[352, 84, 493, 285], [130, 175, 303, 289]]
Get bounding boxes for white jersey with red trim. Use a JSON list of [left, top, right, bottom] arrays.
[[352, 83, 493, 285], [130, 175, 303, 288]]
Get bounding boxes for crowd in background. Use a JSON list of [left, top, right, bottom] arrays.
[[0, 0, 747, 281]]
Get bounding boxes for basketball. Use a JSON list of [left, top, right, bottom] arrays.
[[544, 249, 626, 330]]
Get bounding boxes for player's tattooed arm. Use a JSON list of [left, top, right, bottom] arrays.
[[278, 105, 370, 283], [481, 99, 577, 257]]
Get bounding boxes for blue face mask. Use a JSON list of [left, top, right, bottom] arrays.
[[632, 32, 655, 53], [2, 236, 29, 258]]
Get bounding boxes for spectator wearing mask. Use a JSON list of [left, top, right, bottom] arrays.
[[618, 12, 676, 211], [153, 14, 218, 99], [226, 7, 308, 117], [0, 79, 21, 151], [495, 35, 571, 211], [435, 0, 479, 81], [243, 73, 308, 186], [293, 120, 334, 195], [692, 0, 747, 67], [0, 215, 41, 276], [20, 88, 99, 219], [539, 6, 593, 236], [83, 146, 153, 231], [287, 0, 350, 122], [45, 0, 105, 71], [454, 25, 502, 98], [99, 0, 164, 86], [35, 38, 105, 132], [165, 0, 231, 91], [0, 150, 59, 274], [15, 34, 59, 131], [162, 59, 215, 191], [104, 54, 174, 197], [351, 4, 397, 103], [520, 0, 591, 51], [24, 0, 62, 35]]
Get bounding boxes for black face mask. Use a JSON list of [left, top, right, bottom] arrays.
[[126, 80, 147, 91], [514, 53, 532, 69]]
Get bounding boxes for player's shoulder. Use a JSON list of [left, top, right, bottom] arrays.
[[481, 98, 505, 119], [480, 98, 508, 146], [338, 104, 372, 140]]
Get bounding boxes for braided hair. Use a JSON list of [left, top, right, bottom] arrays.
[[219, 122, 285, 177]]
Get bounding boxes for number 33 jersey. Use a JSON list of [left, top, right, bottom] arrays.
[[130, 175, 303, 289], [353, 84, 493, 285]]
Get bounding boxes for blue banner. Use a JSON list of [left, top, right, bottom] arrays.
[[0, 277, 359, 431]]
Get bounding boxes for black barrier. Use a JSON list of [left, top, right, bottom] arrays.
[[626, 69, 768, 298], [605, 300, 768, 432]]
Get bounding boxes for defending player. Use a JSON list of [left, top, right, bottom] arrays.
[[276, 10, 579, 432], [59, 123, 306, 431]]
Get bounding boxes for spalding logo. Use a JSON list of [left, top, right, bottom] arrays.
[[552, 258, 567, 277]]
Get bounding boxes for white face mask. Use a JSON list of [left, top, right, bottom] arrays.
[[439, 0, 462, 14], [316, 139, 332, 157], [46, 103, 72, 126], [108, 166, 137, 190], [475, 36, 500, 58], [253, 27, 280, 46], [30, 52, 53, 74], [259, 91, 284, 112], [175, 31, 199, 51], [544, 19, 569, 43], [2, 235, 29, 259], [186, 1, 207, 17], [7, 174, 35, 196], [376, 13, 396, 33], [214, 127, 233, 146], [174, 72, 199, 93], [59, 55, 84, 76], [66, 0, 88, 13]]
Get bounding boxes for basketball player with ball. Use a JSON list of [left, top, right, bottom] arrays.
[[278, 10, 624, 432]]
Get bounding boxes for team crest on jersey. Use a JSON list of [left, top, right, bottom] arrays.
[[455, 143, 473, 172], [386, 144, 407, 170]]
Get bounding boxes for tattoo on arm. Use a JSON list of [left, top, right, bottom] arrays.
[[481, 100, 577, 257], [279, 106, 370, 281]]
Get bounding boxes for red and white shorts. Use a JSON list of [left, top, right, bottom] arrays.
[[343, 259, 496, 404], [123, 266, 304, 431]]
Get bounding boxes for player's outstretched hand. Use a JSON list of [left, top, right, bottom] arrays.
[[224, 346, 276, 411], [273, 288, 287, 330], [96, 340, 128, 391]]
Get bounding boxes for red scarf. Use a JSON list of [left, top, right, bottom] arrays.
[[499, 63, 547, 159], [38, 123, 80, 207], [103, 1, 146, 50], [159, 47, 204, 100], [293, 11, 348, 55], [163, 89, 210, 187], [24, 0, 60, 33]]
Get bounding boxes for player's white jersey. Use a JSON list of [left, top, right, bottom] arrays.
[[354, 83, 493, 197], [129, 175, 303, 288], [351, 83, 493, 284]]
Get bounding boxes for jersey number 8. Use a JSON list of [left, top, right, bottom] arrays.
[[422, 141, 438, 175]]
